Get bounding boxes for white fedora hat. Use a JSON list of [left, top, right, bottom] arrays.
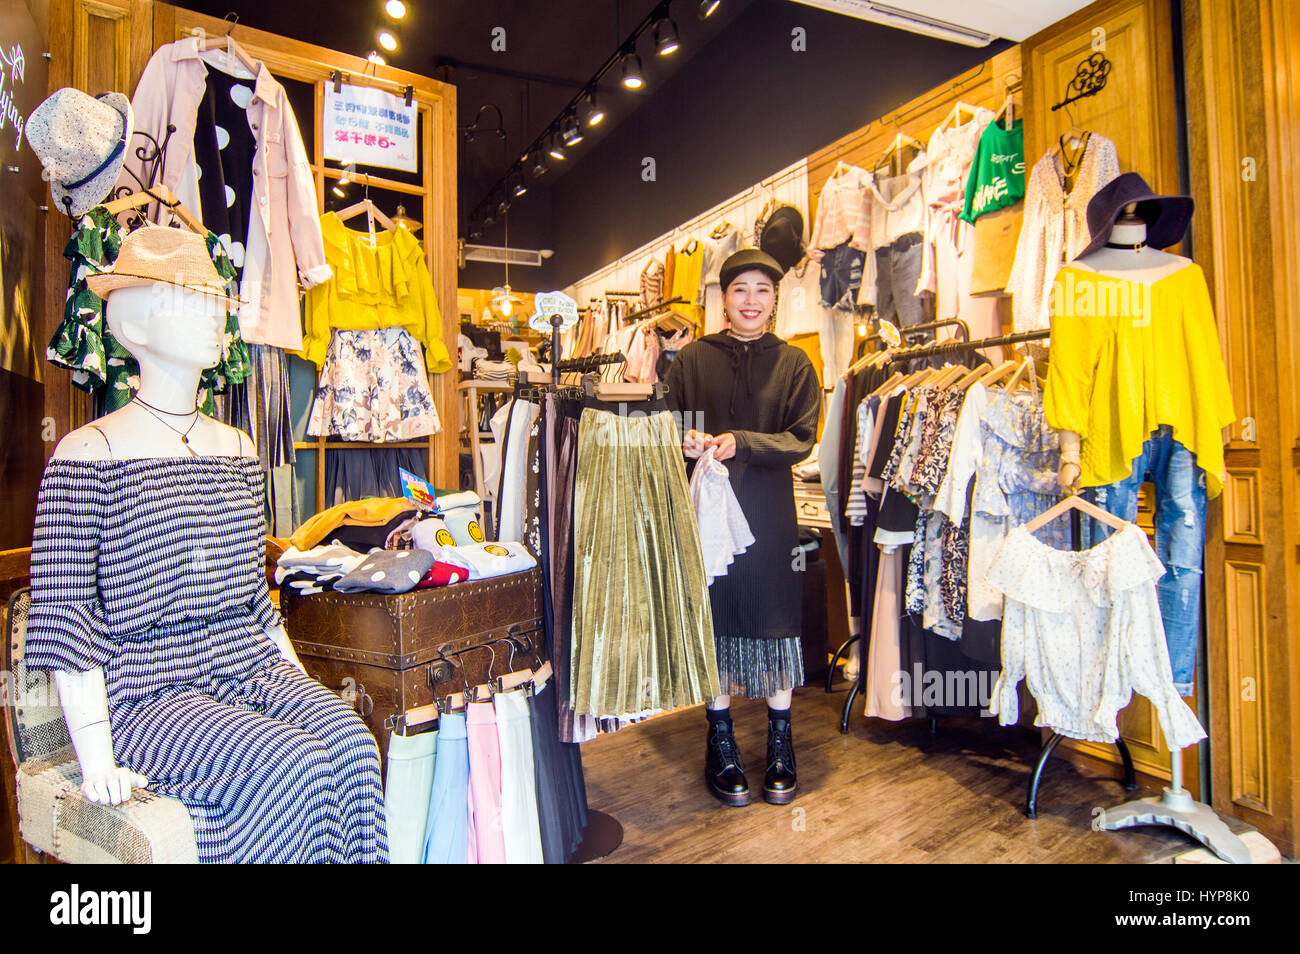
[[26, 87, 134, 218]]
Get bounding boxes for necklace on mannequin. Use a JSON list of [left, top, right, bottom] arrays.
[[132, 397, 201, 455]]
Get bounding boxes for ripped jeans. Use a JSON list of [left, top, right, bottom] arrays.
[[1082, 425, 1206, 696]]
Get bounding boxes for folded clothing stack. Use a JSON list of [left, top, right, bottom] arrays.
[[415, 541, 537, 588], [275, 543, 369, 595], [335, 548, 436, 594]]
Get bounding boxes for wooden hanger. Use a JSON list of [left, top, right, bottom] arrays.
[[937, 363, 971, 388], [994, 92, 1018, 129], [1022, 492, 1128, 535], [937, 100, 979, 133], [868, 370, 905, 398], [652, 310, 692, 334], [337, 199, 396, 233], [198, 33, 260, 79], [900, 366, 938, 388], [337, 184, 397, 239], [878, 132, 924, 177], [847, 345, 889, 377], [952, 364, 987, 390], [975, 360, 1017, 387], [103, 185, 208, 235], [1003, 356, 1037, 392]]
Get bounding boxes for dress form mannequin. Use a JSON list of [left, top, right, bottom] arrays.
[[52, 281, 303, 807], [1049, 205, 1252, 863]]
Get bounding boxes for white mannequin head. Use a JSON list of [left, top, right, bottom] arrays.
[[103, 282, 226, 372]]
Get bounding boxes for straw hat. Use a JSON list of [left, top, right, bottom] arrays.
[[26, 87, 134, 218], [85, 226, 238, 307]]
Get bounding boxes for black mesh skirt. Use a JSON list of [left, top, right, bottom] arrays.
[[713, 634, 805, 699]]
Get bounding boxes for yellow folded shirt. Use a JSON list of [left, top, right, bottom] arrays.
[[288, 497, 418, 550]]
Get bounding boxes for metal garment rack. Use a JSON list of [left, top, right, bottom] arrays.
[[526, 311, 625, 860], [623, 296, 686, 324], [825, 326, 1142, 816]]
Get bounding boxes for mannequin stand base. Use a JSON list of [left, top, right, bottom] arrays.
[[569, 810, 624, 863], [1099, 788, 1254, 864]]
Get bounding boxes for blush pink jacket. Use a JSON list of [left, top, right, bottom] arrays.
[[119, 38, 331, 351]]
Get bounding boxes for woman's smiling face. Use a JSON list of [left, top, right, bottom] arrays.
[[723, 269, 776, 335]]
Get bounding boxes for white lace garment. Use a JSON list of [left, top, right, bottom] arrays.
[[986, 523, 1206, 751]]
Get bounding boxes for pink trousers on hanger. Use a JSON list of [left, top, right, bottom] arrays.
[[466, 701, 507, 864]]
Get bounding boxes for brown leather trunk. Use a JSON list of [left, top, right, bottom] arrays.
[[280, 569, 545, 771]]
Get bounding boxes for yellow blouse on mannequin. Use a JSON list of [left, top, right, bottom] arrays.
[[1044, 263, 1236, 497]]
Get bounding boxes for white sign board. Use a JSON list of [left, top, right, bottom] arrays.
[[323, 82, 416, 173]]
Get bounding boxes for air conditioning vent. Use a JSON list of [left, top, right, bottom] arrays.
[[789, 0, 996, 46], [460, 243, 544, 267]]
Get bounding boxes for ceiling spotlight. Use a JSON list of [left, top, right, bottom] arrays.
[[653, 15, 680, 56], [513, 176, 528, 197], [385, 0, 407, 19], [531, 151, 548, 177], [331, 185, 346, 198], [497, 197, 510, 216], [483, 210, 495, 227], [620, 50, 644, 89], [582, 90, 605, 126], [698, 0, 721, 19], [377, 30, 398, 52], [548, 135, 567, 161], [367, 51, 386, 66], [469, 228, 483, 240], [560, 112, 584, 147]]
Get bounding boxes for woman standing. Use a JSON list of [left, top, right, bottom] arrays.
[[664, 249, 822, 806]]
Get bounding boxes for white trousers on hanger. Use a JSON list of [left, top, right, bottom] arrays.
[[494, 689, 545, 864], [820, 308, 856, 382], [496, 400, 539, 544]]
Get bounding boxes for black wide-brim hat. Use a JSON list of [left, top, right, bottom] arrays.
[[1078, 171, 1194, 258], [719, 248, 785, 293], [759, 204, 805, 274]]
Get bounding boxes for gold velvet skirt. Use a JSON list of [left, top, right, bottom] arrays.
[[570, 407, 722, 718]]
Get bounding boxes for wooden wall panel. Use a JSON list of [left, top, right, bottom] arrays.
[[1187, 0, 1300, 855], [1224, 561, 1268, 810]]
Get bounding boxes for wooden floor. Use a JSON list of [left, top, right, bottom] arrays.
[[579, 681, 1231, 864]]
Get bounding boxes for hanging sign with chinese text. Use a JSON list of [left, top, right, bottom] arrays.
[[323, 82, 416, 173]]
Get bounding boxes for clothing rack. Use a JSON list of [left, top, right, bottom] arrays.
[[830, 324, 1141, 816], [850, 317, 971, 369], [883, 327, 1049, 363], [554, 352, 626, 375], [623, 296, 686, 324], [510, 308, 625, 857]]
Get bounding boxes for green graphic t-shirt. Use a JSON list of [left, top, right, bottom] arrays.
[[962, 118, 1025, 223]]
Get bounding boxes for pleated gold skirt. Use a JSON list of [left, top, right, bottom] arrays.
[[570, 407, 721, 718]]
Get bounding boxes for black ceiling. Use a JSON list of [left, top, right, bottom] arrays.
[[171, 0, 755, 233]]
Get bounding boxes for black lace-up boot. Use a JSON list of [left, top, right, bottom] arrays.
[[705, 710, 751, 807], [764, 710, 798, 805]]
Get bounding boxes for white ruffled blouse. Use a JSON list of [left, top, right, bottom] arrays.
[[986, 522, 1206, 751]]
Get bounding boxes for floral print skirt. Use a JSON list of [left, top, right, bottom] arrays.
[[308, 328, 441, 442]]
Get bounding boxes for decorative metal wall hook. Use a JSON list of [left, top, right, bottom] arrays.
[[1051, 52, 1112, 112]]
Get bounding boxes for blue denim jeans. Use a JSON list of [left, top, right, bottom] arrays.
[[818, 241, 865, 311], [1082, 425, 1207, 696]]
